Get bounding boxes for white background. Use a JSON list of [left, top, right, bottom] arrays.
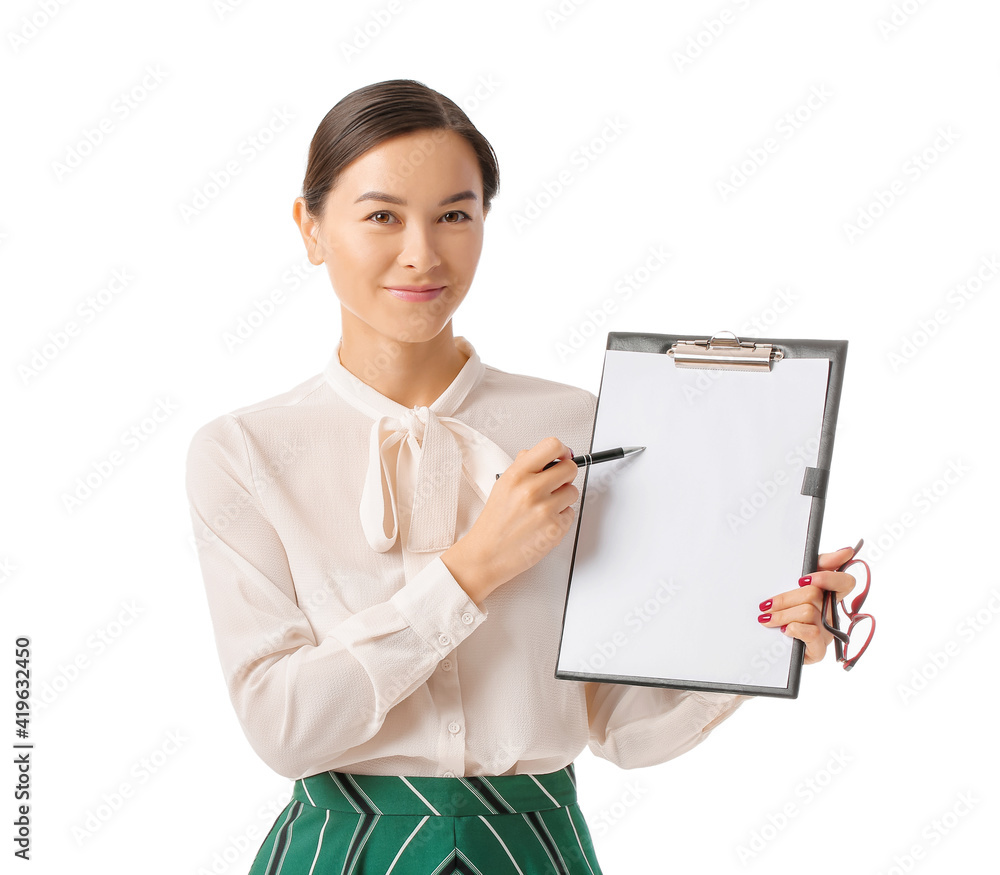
[[2, 0, 997, 872]]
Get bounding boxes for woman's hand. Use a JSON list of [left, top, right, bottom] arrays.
[[441, 437, 579, 606], [756, 545, 859, 664]]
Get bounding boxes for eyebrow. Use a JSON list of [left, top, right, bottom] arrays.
[[353, 190, 478, 207]]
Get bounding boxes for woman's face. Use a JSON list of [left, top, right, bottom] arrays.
[[295, 128, 487, 349]]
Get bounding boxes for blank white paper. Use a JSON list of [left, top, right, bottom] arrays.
[[557, 349, 831, 690]]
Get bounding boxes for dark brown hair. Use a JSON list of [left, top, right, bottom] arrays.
[[301, 79, 500, 220]]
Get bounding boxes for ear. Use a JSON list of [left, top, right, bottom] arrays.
[[292, 197, 325, 265]]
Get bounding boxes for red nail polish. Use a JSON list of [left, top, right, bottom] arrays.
[[781, 625, 787, 633], [759, 599, 772, 611], [798, 576, 812, 586], [757, 614, 771, 623]]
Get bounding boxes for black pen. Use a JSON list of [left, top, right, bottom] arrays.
[[496, 446, 645, 480]]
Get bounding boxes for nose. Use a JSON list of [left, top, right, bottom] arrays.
[[397, 223, 441, 273]]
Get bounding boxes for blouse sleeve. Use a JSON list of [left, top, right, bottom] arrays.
[[585, 683, 752, 769], [185, 413, 487, 780]]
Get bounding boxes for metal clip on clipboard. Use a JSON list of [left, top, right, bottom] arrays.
[[666, 330, 784, 372], [667, 329, 827, 498]]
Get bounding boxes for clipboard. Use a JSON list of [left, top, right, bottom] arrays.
[[554, 331, 848, 698]]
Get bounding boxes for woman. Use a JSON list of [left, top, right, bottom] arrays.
[[185, 79, 858, 874]]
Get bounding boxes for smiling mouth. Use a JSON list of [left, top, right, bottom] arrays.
[[385, 286, 446, 301]]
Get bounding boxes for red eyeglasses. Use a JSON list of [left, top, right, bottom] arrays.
[[821, 539, 875, 671]]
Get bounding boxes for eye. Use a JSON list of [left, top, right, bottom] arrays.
[[441, 210, 472, 223], [367, 211, 399, 224]]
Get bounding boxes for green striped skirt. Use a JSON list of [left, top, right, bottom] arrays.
[[249, 762, 605, 874]]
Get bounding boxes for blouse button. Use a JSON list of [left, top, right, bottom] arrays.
[[443, 770, 455, 778], [441, 660, 452, 671], [438, 633, 450, 646], [448, 721, 461, 734], [461, 612, 474, 625]]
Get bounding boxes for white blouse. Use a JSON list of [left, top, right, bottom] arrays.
[[185, 335, 749, 780]]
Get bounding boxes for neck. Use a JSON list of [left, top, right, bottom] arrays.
[[338, 318, 469, 409]]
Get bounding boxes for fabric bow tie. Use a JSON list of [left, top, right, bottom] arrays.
[[322, 336, 514, 555], [361, 405, 513, 553]]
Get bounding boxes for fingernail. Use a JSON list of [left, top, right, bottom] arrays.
[[781, 625, 788, 633], [757, 614, 771, 624], [759, 599, 772, 611], [798, 576, 811, 587], [569, 448, 574, 457]]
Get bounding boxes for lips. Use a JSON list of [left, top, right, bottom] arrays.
[[386, 285, 445, 302]]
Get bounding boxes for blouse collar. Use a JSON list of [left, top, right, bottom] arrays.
[[323, 335, 514, 554]]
